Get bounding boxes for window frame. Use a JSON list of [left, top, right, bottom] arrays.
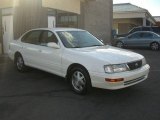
[[141, 32, 154, 39], [40, 30, 59, 47], [128, 32, 141, 39], [21, 30, 42, 45]]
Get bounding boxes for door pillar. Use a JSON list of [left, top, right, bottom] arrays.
[[143, 18, 146, 26]]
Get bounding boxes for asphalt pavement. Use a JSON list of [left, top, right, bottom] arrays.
[[0, 49, 160, 120]]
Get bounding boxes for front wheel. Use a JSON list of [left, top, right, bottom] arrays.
[[69, 67, 92, 95], [15, 54, 27, 72], [116, 41, 124, 48]]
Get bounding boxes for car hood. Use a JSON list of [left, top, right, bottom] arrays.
[[72, 45, 143, 64]]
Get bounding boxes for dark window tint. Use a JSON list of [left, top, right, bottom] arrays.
[[129, 27, 141, 34], [152, 27, 160, 34], [128, 33, 141, 39], [142, 33, 153, 38], [40, 31, 58, 46], [142, 27, 151, 31], [22, 31, 41, 44]]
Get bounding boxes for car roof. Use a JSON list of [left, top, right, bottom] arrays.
[[131, 26, 160, 28], [129, 31, 160, 36], [132, 31, 156, 34], [29, 28, 85, 32]]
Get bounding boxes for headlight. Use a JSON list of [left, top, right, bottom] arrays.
[[142, 58, 147, 66], [104, 64, 129, 73]]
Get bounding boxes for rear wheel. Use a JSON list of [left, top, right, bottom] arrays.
[[69, 67, 92, 95], [15, 54, 27, 72], [150, 42, 159, 51], [116, 41, 124, 48]]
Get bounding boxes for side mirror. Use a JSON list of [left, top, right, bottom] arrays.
[[47, 42, 60, 49], [128, 36, 131, 39]]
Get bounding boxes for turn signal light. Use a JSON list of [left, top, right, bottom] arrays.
[[105, 78, 124, 83]]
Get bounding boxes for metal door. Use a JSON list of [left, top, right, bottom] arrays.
[[48, 16, 56, 28]]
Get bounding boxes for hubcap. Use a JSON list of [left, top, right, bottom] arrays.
[[151, 43, 159, 50], [17, 57, 24, 70], [117, 42, 123, 48], [71, 71, 86, 92]]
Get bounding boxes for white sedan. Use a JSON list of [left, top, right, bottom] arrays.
[[8, 28, 150, 94]]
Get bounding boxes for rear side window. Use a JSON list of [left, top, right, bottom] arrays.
[[142, 33, 153, 38], [140, 33, 153, 39], [22, 31, 42, 45]]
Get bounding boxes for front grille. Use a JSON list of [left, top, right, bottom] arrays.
[[124, 75, 146, 86], [127, 60, 142, 70]]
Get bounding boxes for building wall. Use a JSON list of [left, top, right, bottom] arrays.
[[0, 0, 14, 8], [79, 0, 113, 44], [42, 0, 80, 14], [113, 18, 142, 34], [0, 9, 2, 54], [13, 0, 48, 39], [156, 22, 160, 26], [1, 0, 113, 53]]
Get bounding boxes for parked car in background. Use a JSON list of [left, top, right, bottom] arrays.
[[8, 28, 150, 95], [115, 31, 160, 50], [116, 26, 160, 38]]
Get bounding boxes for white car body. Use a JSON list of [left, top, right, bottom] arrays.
[[8, 28, 150, 90]]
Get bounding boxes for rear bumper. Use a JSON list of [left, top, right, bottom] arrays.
[[89, 64, 150, 90]]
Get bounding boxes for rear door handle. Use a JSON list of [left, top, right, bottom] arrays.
[[38, 49, 42, 52], [22, 46, 27, 49]]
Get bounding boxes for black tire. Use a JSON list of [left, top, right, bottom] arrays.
[[15, 54, 27, 72], [116, 41, 124, 48], [150, 42, 159, 51], [68, 67, 92, 95]]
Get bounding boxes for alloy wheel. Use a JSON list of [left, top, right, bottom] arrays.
[[16, 56, 24, 70], [151, 42, 159, 50], [71, 71, 86, 92], [116, 42, 123, 48]]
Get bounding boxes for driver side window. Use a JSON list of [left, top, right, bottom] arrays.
[[40, 31, 58, 46]]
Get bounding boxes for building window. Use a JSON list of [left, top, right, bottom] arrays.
[[56, 11, 78, 28]]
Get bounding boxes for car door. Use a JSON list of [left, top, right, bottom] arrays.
[[124, 33, 141, 47], [139, 33, 154, 47], [132, 33, 144, 47], [38, 30, 62, 76], [20, 30, 43, 68]]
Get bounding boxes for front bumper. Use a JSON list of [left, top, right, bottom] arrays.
[[90, 64, 150, 90]]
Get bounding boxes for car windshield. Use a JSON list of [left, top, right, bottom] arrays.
[[56, 31, 104, 48]]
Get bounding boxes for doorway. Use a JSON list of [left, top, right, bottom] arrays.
[[48, 16, 56, 28], [2, 15, 13, 54]]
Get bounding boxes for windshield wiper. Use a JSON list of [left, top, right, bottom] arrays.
[[72, 46, 81, 48], [86, 45, 104, 47], [93, 45, 104, 46]]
